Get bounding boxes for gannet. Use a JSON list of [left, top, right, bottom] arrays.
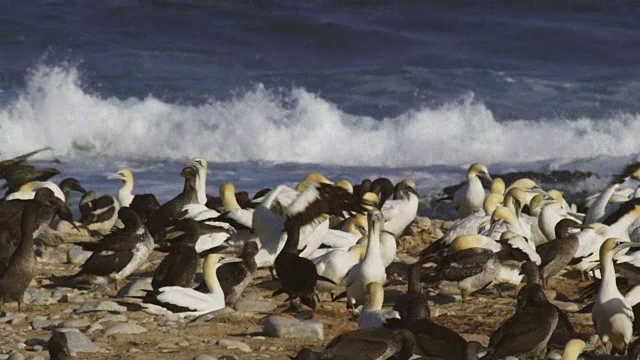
[[345, 209, 387, 308], [78, 191, 120, 233], [489, 206, 527, 239], [489, 283, 558, 359], [313, 245, 366, 293], [189, 158, 208, 206], [393, 262, 430, 320], [491, 177, 506, 196], [253, 182, 361, 267], [536, 219, 581, 288], [357, 282, 400, 329], [211, 240, 258, 304], [0, 149, 59, 196], [381, 179, 418, 237], [141, 254, 242, 317], [152, 219, 228, 289], [108, 168, 136, 207], [371, 178, 394, 206], [214, 183, 254, 230], [517, 262, 578, 347], [420, 193, 503, 257], [274, 215, 335, 311], [69, 208, 154, 289], [593, 238, 640, 354], [586, 162, 640, 225], [0, 189, 63, 311], [453, 163, 492, 218], [385, 316, 485, 360], [421, 235, 499, 300], [294, 327, 415, 360], [145, 166, 199, 242]]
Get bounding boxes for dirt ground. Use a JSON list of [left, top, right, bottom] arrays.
[[0, 217, 598, 359]]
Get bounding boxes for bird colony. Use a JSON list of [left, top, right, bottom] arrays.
[[2, 148, 640, 360]]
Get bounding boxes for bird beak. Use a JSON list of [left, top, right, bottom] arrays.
[[107, 173, 122, 180], [218, 256, 244, 265], [480, 172, 492, 182], [73, 183, 87, 194], [407, 187, 419, 197], [56, 204, 81, 232], [615, 242, 640, 250]]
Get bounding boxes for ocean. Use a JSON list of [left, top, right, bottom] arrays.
[[1, 1, 639, 218]]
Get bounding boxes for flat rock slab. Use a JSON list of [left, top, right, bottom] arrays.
[[67, 248, 93, 265], [76, 301, 126, 314], [32, 319, 64, 330], [233, 299, 276, 313], [217, 339, 251, 353], [193, 355, 217, 360], [103, 322, 147, 335], [48, 328, 102, 357], [263, 316, 323, 340]]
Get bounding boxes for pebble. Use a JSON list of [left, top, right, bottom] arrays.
[[193, 355, 217, 360], [60, 293, 86, 304], [233, 299, 277, 313], [67, 248, 92, 265], [7, 353, 25, 360], [76, 301, 127, 314], [24, 339, 47, 349], [550, 300, 580, 312], [217, 339, 252, 353], [116, 278, 152, 298], [22, 289, 55, 305], [177, 341, 189, 347], [103, 322, 147, 335], [263, 316, 324, 340], [48, 328, 102, 357], [218, 356, 239, 360]]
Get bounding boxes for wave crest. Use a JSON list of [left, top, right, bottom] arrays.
[[1, 64, 639, 167]]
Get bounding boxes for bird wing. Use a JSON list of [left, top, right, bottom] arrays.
[[625, 285, 640, 307], [155, 287, 220, 311], [490, 306, 558, 359]]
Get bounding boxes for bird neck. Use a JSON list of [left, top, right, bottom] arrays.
[[283, 225, 301, 253], [203, 261, 221, 295], [119, 178, 134, 207], [364, 225, 381, 260], [222, 192, 241, 211], [408, 264, 422, 293], [16, 203, 38, 259], [610, 211, 640, 235], [600, 250, 619, 296], [365, 288, 383, 311], [196, 170, 207, 205]]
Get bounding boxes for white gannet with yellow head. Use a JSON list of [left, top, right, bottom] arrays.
[[107, 168, 134, 207], [453, 163, 492, 218], [357, 282, 400, 329], [593, 238, 640, 354]]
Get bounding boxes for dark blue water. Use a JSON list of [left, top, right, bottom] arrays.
[[1, 1, 639, 120]]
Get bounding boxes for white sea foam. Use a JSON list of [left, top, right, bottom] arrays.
[[1, 64, 639, 168]]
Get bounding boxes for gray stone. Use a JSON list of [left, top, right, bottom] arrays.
[[67, 248, 92, 265], [218, 356, 239, 360], [263, 316, 323, 340], [61, 319, 91, 329], [48, 328, 102, 357], [75, 301, 126, 314], [32, 319, 64, 330], [103, 322, 147, 335], [193, 355, 217, 360], [0, 313, 26, 324], [7, 353, 25, 360], [60, 293, 86, 304], [98, 314, 127, 323], [217, 339, 251, 353], [22, 289, 54, 305], [34, 247, 50, 262], [24, 339, 47, 349], [233, 299, 277, 313], [25, 356, 44, 360], [116, 278, 152, 298], [550, 300, 580, 312], [85, 323, 103, 335]]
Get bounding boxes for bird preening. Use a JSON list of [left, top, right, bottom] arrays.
[[5, 149, 640, 359]]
